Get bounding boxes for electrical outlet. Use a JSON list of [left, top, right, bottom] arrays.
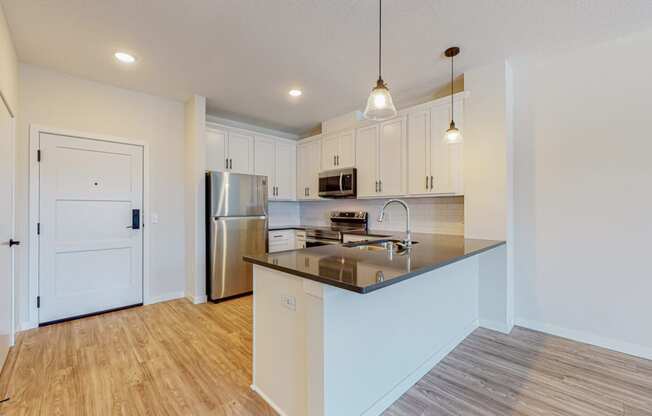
[[151, 213, 159, 224], [281, 295, 296, 311]]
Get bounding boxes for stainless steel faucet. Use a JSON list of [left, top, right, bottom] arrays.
[[377, 199, 412, 247]]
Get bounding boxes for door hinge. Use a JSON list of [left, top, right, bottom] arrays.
[[37, 296, 40, 308], [37, 149, 41, 162], [37, 222, 41, 235]]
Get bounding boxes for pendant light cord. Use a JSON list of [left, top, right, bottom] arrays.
[[379, 0, 382, 80], [450, 52, 454, 121]]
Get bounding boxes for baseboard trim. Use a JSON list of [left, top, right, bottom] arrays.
[[361, 319, 479, 416], [146, 291, 185, 305], [18, 321, 38, 332], [515, 318, 652, 361], [250, 384, 289, 416], [185, 294, 207, 304], [480, 318, 513, 334]]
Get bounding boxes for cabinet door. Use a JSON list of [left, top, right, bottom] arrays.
[[430, 105, 454, 194], [355, 125, 379, 197], [206, 128, 227, 171], [296, 142, 310, 199], [228, 132, 254, 174], [275, 141, 296, 200], [254, 136, 276, 199], [307, 140, 322, 199], [378, 117, 406, 196], [321, 135, 339, 170], [407, 110, 430, 195], [338, 131, 355, 168]]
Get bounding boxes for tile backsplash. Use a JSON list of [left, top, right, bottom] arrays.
[[269, 197, 464, 235]]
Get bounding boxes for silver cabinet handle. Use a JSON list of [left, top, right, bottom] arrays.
[[426, 176, 429, 190], [225, 157, 229, 169], [379, 180, 382, 192], [430, 176, 434, 190], [230, 158, 233, 169], [336, 155, 339, 166]]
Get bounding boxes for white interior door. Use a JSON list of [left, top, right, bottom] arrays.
[[0, 101, 15, 369], [227, 132, 254, 174], [38, 133, 144, 324]]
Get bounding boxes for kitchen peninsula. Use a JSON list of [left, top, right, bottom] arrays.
[[244, 233, 505, 416]]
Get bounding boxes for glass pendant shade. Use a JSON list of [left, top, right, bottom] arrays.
[[446, 120, 461, 143], [363, 78, 397, 121]]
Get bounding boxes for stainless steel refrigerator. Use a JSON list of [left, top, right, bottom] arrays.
[[206, 171, 268, 302]]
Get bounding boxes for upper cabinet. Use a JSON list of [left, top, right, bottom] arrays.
[[321, 130, 355, 170], [356, 117, 407, 198], [206, 126, 254, 174], [407, 97, 464, 196], [297, 136, 322, 200], [254, 136, 296, 201]]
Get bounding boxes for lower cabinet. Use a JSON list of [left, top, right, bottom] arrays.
[[268, 230, 296, 253]]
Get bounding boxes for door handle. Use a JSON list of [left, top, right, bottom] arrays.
[[8, 239, 20, 247], [127, 209, 141, 230]]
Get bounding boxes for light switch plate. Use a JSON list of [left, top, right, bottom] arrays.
[[281, 295, 296, 311]]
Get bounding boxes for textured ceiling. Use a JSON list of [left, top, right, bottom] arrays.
[[3, 0, 652, 134]]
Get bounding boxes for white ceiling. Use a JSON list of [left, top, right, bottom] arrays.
[[3, 0, 652, 135]]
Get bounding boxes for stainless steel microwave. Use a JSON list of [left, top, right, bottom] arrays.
[[318, 168, 357, 198]]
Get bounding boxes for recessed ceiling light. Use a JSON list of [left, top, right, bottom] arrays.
[[114, 52, 136, 64], [289, 89, 302, 97]]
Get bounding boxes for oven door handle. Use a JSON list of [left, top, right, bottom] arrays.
[[339, 172, 344, 193]]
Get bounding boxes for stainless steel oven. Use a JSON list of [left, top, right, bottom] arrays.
[[318, 168, 356, 198]]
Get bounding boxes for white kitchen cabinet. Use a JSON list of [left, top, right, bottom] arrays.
[[355, 117, 406, 198], [268, 230, 296, 253], [355, 125, 379, 197], [297, 137, 321, 200], [407, 99, 464, 196], [378, 117, 406, 196], [255, 136, 296, 201], [275, 141, 296, 200], [206, 126, 254, 174], [321, 130, 355, 170]]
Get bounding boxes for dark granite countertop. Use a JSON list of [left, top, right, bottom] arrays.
[[244, 233, 505, 294]]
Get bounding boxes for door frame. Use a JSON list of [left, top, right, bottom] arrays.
[[1, 92, 16, 347], [28, 125, 151, 328]]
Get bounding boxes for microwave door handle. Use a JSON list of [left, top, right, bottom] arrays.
[[339, 172, 344, 193]]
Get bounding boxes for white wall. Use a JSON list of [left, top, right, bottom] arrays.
[[16, 64, 186, 327], [184, 95, 206, 304], [512, 29, 652, 358], [463, 62, 511, 332], [268, 201, 301, 226], [0, 4, 17, 115], [300, 196, 464, 235]]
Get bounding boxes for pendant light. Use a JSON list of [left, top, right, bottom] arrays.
[[444, 46, 461, 143], [363, 0, 397, 121]]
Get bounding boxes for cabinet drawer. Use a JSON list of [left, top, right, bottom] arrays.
[[269, 230, 294, 241]]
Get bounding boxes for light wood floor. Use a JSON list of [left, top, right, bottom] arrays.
[[1, 298, 651, 416]]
